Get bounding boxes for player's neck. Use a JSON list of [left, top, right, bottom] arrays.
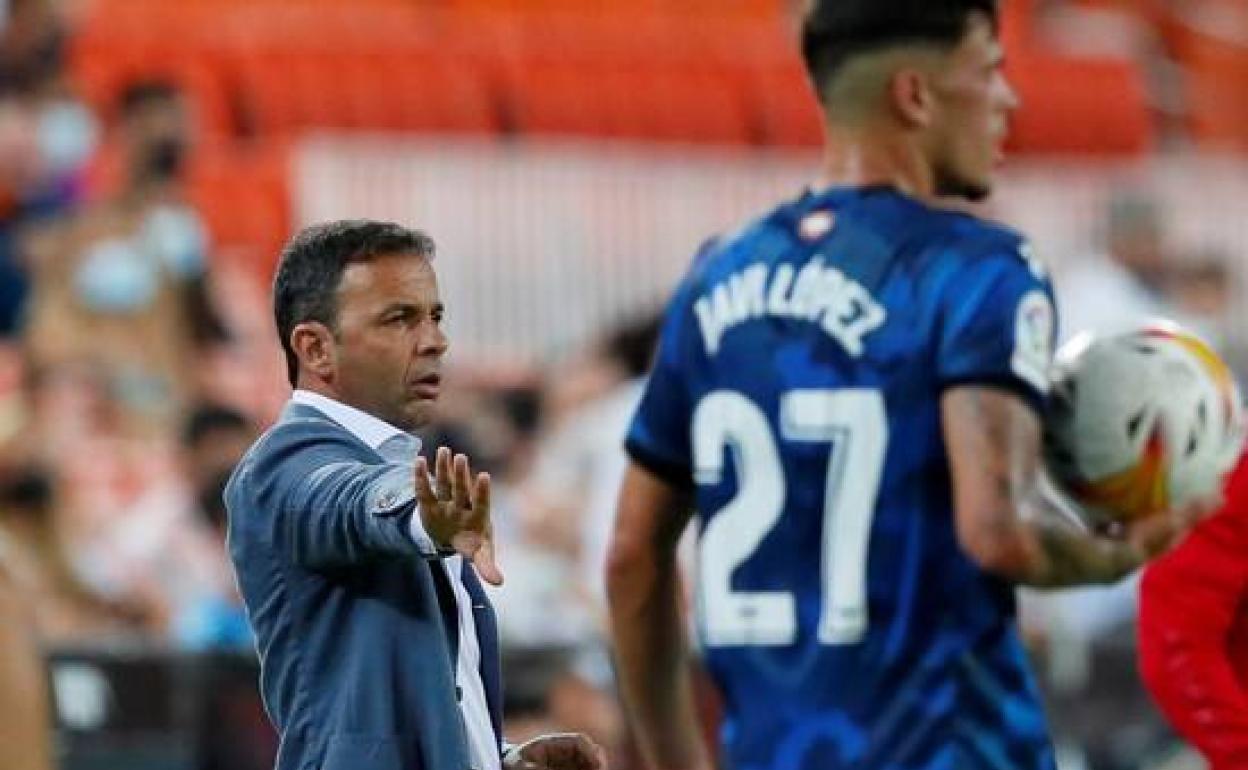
[[816, 124, 935, 200]]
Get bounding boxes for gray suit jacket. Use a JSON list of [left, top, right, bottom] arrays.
[[226, 402, 503, 770]]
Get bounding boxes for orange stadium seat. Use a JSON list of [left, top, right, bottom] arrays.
[[186, 140, 292, 281], [1168, 12, 1248, 151], [376, 53, 500, 135], [496, 11, 684, 70], [999, 0, 1038, 55], [442, 0, 783, 18], [657, 0, 787, 19], [70, 0, 1184, 155], [1006, 55, 1154, 155], [68, 8, 234, 137], [495, 11, 759, 144], [506, 60, 751, 145], [504, 62, 612, 137], [235, 49, 498, 136], [443, 0, 654, 14], [233, 54, 320, 135], [748, 64, 824, 148], [628, 68, 753, 144], [70, 52, 234, 138], [212, 2, 428, 52]]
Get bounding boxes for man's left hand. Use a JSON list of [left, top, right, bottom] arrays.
[[503, 733, 606, 770]]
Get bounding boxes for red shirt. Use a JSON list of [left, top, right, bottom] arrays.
[[1140, 454, 1248, 769]]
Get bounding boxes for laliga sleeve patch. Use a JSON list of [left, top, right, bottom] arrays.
[[1011, 290, 1055, 395]]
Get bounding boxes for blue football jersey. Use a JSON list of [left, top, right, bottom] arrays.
[[625, 186, 1059, 770]]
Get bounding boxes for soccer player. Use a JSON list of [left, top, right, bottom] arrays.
[[606, 2, 1207, 769]]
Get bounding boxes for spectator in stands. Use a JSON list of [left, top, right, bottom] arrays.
[[0, 0, 91, 336], [171, 467, 249, 649], [0, 0, 62, 100], [1140, 452, 1248, 769], [170, 404, 256, 650], [0, 543, 53, 770], [23, 80, 226, 436], [90, 403, 256, 647], [0, 464, 149, 643], [1054, 190, 1180, 340]]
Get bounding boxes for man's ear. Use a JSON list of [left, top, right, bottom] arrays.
[[290, 321, 336, 382], [889, 66, 937, 129]]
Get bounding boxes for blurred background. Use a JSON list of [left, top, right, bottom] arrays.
[[0, 0, 1245, 768]]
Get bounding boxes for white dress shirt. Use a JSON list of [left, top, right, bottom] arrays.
[[291, 389, 502, 770]]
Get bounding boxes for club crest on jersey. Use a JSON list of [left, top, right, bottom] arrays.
[[693, 258, 887, 358], [799, 210, 836, 241]]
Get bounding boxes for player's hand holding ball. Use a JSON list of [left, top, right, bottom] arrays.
[[1043, 322, 1246, 559]]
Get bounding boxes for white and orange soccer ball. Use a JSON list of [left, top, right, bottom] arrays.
[[1044, 322, 1246, 525]]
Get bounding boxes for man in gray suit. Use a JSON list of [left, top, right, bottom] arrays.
[[226, 220, 605, 770]]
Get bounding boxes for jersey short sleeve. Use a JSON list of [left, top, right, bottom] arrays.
[[624, 277, 700, 488], [935, 242, 1057, 413]]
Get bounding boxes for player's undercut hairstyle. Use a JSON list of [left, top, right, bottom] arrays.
[[273, 219, 436, 386], [801, 0, 999, 110]]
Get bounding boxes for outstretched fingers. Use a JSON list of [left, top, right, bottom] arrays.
[[469, 472, 502, 584], [467, 471, 491, 529], [435, 446, 453, 501], [414, 456, 437, 509], [452, 454, 472, 513]]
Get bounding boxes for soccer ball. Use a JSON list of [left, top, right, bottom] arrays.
[[1044, 323, 1245, 525]]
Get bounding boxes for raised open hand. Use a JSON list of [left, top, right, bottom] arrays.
[[414, 446, 502, 585]]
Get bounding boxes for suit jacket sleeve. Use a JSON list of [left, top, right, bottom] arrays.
[[230, 420, 430, 569], [1139, 455, 1248, 769]]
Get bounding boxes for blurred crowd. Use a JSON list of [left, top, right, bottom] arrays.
[[0, 0, 241, 651], [0, 5, 659, 759], [0, 1, 1244, 770]]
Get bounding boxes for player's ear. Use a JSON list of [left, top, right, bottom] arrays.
[[889, 66, 936, 129], [291, 321, 337, 382]]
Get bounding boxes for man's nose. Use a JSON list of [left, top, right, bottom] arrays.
[[417, 323, 448, 356]]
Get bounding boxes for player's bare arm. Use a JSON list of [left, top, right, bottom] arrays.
[[0, 563, 53, 770], [606, 462, 710, 770], [943, 386, 1204, 587]]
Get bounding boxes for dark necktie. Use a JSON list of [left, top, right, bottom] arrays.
[[374, 434, 459, 665]]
